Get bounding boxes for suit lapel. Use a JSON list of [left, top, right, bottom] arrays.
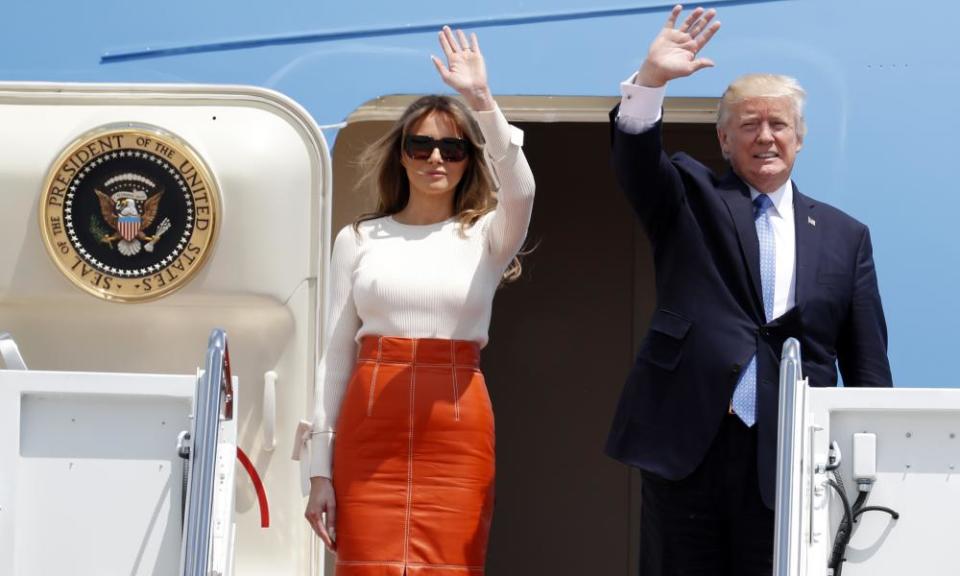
[[792, 184, 819, 306], [717, 169, 765, 321]]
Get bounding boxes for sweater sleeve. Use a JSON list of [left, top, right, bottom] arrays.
[[474, 105, 536, 266], [309, 225, 362, 479]]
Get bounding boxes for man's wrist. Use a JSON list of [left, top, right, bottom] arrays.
[[635, 61, 668, 88]]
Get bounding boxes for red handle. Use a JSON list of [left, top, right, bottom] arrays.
[[236, 447, 270, 528]]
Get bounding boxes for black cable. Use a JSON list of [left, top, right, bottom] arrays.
[[825, 440, 842, 471], [177, 432, 191, 530], [835, 489, 871, 576], [853, 506, 900, 522], [828, 474, 901, 576], [833, 466, 847, 494], [181, 456, 190, 529], [827, 478, 853, 575], [852, 491, 868, 513]]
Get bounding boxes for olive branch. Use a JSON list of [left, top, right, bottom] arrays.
[[89, 215, 110, 244]]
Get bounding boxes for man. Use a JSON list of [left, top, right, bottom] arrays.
[[604, 5, 893, 575]]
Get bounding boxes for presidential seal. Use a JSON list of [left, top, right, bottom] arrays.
[[40, 125, 220, 302]]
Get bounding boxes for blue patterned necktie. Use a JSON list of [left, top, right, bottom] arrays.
[[731, 193, 776, 427]]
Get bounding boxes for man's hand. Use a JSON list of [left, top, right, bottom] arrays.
[[305, 476, 337, 550], [636, 4, 721, 88]]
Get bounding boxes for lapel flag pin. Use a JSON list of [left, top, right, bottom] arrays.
[[808, 216, 816, 227]]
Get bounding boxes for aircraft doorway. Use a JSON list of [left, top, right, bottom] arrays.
[[331, 96, 722, 575]]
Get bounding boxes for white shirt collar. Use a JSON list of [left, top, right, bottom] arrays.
[[749, 180, 793, 219]]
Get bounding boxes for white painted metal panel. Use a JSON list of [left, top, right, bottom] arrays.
[[0, 370, 194, 576], [0, 83, 332, 575], [0, 83, 329, 303], [780, 386, 960, 575]]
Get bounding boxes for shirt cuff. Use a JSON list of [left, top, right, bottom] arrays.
[[617, 72, 665, 135], [475, 105, 524, 161], [309, 431, 334, 479]]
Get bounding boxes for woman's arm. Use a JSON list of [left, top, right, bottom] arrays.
[[305, 225, 361, 549], [432, 26, 535, 263], [309, 225, 361, 478], [475, 107, 535, 263]]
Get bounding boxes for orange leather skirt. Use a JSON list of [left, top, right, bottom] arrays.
[[332, 336, 495, 576]]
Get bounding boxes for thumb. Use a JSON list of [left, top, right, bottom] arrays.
[[691, 58, 715, 72]]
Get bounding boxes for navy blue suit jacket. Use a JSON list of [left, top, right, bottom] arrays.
[[604, 111, 893, 508]]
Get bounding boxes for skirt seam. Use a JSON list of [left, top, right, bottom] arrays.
[[337, 559, 484, 571], [402, 339, 418, 566], [356, 359, 478, 369], [450, 340, 461, 422], [365, 338, 383, 416]]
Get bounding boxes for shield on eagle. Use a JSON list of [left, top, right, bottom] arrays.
[[118, 215, 141, 242]]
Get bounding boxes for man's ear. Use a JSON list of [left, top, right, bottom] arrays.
[[716, 125, 730, 159]]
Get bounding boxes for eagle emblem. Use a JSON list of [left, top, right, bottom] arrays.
[[93, 173, 171, 256], [41, 124, 220, 302]]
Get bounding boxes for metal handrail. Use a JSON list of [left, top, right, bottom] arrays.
[[0, 332, 27, 370], [180, 329, 233, 576], [773, 337, 804, 576]]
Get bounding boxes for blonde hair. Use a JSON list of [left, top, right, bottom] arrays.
[[354, 95, 522, 282], [717, 74, 807, 138]]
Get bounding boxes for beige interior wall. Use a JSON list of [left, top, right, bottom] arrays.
[[330, 105, 721, 575], [480, 121, 640, 574], [329, 120, 393, 232]]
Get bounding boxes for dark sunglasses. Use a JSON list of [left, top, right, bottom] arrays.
[[403, 134, 470, 162]]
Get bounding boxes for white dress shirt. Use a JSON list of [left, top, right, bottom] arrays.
[[616, 74, 797, 319]]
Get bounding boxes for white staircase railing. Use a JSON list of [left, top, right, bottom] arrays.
[[180, 329, 234, 576]]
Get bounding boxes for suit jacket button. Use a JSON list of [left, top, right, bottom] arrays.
[[731, 364, 741, 376]]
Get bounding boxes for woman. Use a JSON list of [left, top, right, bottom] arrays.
[[304, 26, 535, 576]]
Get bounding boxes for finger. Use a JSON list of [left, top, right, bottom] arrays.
[[457, 29, 470, 52], [326, 503, 338, 545], [443, 26, 461, 52], [305, 510, 332, 548], [664, 4, 683, 29], [694, 21, 721, 51], [679, 7, 705, 32], [438, 29, 455, 59], [431, 55, 450, 80], [689, 9, 716, 38], [317, 522, 334, 549], [311, 514, 333, 549], [470, 32, 480, 52]]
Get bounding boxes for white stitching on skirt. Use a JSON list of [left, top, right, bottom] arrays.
[[402, 338, 418, 567], [366, 337, 383, 417], [336, 559, 484, 572], [358, 359, 476, 368], [450, 340, 461, 422]]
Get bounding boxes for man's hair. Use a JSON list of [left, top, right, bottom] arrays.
[[717, 74, 807, 138]]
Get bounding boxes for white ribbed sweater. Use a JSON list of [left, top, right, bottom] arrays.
[[310, 106, 535, 478]]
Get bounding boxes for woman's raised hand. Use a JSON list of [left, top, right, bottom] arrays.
[[432, 26, 494, 111]]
